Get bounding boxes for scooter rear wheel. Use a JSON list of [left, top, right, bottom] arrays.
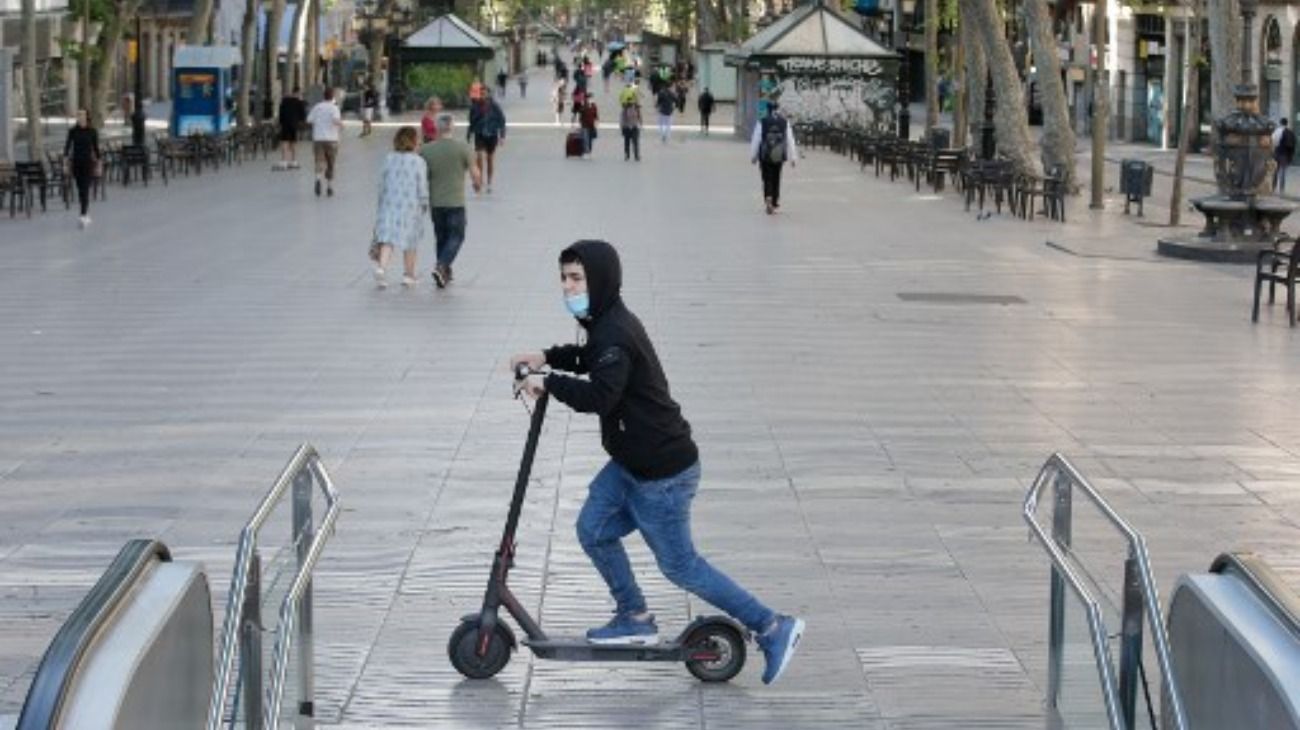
[[448, 619, 513, 679], [684, 623, 746, 682]]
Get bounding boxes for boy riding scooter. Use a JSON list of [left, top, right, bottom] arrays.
[[511, 240, 805, 685]]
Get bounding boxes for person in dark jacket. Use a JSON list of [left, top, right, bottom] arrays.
[[697, 88, 715, 135], [63, 108, 100, 228], [511, 240, 805, 686], [277, 87, 307, 169], [466, 90, 507, 192]]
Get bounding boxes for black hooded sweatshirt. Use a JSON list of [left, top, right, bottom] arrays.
[[544, 241, 698, 480]]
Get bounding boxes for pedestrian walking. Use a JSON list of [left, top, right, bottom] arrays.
[[420, 114, 483, 288], [571, 87, 587, 125], [697, 88, 715, 135], [420, 96, 443, 143], [370, 126, 429, 290], [579, 95, 600, 158], [496, 68, 509, 97], [1274, 118, 1296, 192], [655, 85, 675, 143], [277, 87, 307, 169], [749, 103, 798, 215], [674, 80, 688, 114], [361, 83, 379, 137], [620, 95, 642, 162], [63, 108, 100, 229], [307, 87, 343, 197], [552, 80, 567, 125], [467, 89, 507, 193], [518, 73, 529, 98], [511, 240, 806, 684]]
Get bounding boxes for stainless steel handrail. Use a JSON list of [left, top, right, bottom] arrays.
[[1023, 489, 1125, 729], [264, 457, 340, 727], [206, 444, 340, 730], [1023, 453, 1189, 730]]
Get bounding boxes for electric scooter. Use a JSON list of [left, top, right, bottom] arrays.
[[447, 365, 749, 682]]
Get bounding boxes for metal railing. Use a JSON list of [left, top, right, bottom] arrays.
[[1023, 453, 1188, 730], [206, 444, 341, 730]]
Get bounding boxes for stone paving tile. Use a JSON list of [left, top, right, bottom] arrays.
[[3, 61, 1300, 730]]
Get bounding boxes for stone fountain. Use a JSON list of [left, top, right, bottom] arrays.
[[1158, 0, 1297, 263]]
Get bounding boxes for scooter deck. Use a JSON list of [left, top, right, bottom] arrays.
[[522, 637, 685, 662]]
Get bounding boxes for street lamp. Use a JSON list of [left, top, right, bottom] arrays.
[[895, 0, 912, 140], [133, 11, 146, 144]]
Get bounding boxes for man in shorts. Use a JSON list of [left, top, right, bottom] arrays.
[[361, 83, 378, 137], [466, 89, 507, 193], [306, 87, 342, 197], [276, 87, 307, 169]]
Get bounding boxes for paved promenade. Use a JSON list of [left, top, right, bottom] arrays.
[[2, 64, 1300, 729]]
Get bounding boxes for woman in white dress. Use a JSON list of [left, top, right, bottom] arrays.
[[371, 126, 429, 288]]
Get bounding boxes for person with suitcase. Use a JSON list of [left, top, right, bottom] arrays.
[[579, 96, 600, 158]]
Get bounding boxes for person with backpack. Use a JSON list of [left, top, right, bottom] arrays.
[[467, 89, 507, 193], [697, 88, 715, 135], [1274, 118, 1295, 192], [749, 103, 799, 215], [655, 85, 676, 143]]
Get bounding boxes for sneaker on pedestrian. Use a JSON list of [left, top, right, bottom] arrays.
[[432, 264, 448, 289], [373, 267, 387, 288], [78, 216, 90, 229], [586, 612, 659, 645], [314, 179, 321, 196], [327, 186, 334, 197], [757, 614, 804, 685], [401, 274, 416, 288]]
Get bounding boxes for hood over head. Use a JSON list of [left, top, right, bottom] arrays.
[[560, 240, 622, 323]]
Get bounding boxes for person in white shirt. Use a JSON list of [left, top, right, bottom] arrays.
[[306, 87, 344, 197], [749, 103, 799, 214]]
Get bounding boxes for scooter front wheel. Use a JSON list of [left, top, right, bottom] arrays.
[[684, 623, 746, 682], [448, 619, 513, 679]]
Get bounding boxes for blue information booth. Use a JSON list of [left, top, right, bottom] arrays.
[[170, 46, 241, 136]]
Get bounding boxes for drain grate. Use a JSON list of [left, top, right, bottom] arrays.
[[896, 292, 1026, 305]]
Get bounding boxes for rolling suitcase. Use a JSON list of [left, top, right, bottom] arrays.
[[565, 130, 584, 158]]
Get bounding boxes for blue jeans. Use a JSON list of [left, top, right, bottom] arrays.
[[577, 460, 775, 633], [431, 207, 466, 266]]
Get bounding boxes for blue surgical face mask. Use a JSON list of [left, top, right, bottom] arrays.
[[565, 292, 590, 319]]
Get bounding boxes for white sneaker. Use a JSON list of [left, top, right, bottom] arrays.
[[78, 216, 90, 229], [374, 267, 387, 288], [401, 274, 416, 288]]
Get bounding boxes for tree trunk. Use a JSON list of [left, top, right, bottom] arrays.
[[368, 32, 384, 91], [1206, 0, 1240, 119], [285, 0, 308, 94], [265, 0, 286, 117], [696, 0, 718, 45], [237, 0, 257, 126], [1170, 1, 1202, 226], [952, 19, 967, 147], [965, 0, 1039, 174], [961, 11, 986, 145], [91, 0, 141, 128], [188, 0, 214, 46], [925, 0, 939, 130], [306, 0, 319, 89], [1024, 0, 1075, 185], [20, 0, 42, 160]]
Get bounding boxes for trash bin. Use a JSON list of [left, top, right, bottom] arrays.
[[1120, 159, 1154, 216]]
